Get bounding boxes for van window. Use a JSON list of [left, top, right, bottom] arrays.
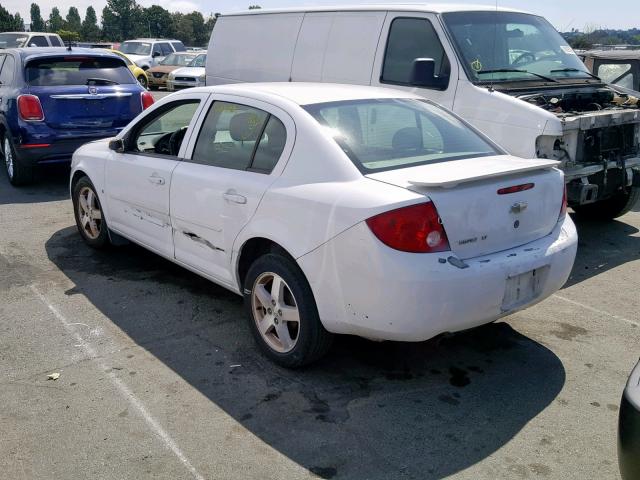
[[304, 98, 497, 173], [382, 18, 450, 88], [171, 41, 186, 52], [29, 36, 49, 47], [192, 101, 280, 172]]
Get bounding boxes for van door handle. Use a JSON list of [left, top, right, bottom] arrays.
[[148, 173, 165, 185], [223, 191, 247, 204]]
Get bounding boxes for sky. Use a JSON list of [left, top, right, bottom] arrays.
[[3, 0, 638, 31]]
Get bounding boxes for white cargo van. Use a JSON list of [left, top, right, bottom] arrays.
[[206, 5, 640, 218]]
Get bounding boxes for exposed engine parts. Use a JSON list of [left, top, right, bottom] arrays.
[[518, 86, 639, 114]]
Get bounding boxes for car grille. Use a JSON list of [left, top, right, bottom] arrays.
[[578, 124, 638, 164], [152, 72, 165, 78], [175, 77, 196, 82]]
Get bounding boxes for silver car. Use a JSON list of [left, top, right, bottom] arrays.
[[166, 54, 206, 91]]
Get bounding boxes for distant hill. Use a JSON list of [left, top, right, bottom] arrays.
[[562, 28, 640, 49]]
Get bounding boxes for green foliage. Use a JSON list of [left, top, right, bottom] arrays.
[[563, 28, 640, 49], [49, 7, 66, 33], [81, 7, 101, 42], [30, 4, 45, 31], [66, 7, 82, 33], [101, 0, 144, 42], [142, 5, 174, 38], [57, 29, 81, 42], [0, 4, 24, 31]]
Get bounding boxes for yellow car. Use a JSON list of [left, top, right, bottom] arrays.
[[109, 49, 149, 90]]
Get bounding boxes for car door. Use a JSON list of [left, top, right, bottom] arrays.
[[104, 93, 208, 258], [171, 95, 294, 285]]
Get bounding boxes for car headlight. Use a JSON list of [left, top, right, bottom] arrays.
[[168, 72, 175, 80], [198, 73, 206, 82]]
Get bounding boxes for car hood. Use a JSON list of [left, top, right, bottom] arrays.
[[170, 66, 205, 77], [148, 65, 179, 74]]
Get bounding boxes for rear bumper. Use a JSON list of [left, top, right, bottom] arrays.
[[298, 214, 577, 341], [16, 136, 115, 165], [619, 359, 640, 480]]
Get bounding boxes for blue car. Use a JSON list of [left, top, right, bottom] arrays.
[[0, 48, 154, 185]]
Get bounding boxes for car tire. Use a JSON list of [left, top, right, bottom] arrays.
[[573, 187, 640, 220], [137, 75, 148, 89], [2, 134, 33, 186], [72, 176, 110, 249], [243, 253, 333, 368]]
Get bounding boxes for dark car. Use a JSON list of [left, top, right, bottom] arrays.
[[619, 358, 640, 480], [0, 48, 154, 185]]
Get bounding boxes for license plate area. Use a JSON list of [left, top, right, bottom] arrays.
[[502, 266, 550, 312]]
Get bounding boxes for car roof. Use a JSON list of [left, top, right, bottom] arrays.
[[582, 50, 640, 61], [224, 3, 528, 16], [0, 31, 57, 35], [123, 38, 182, 42], [4, 47, 126, 62], [188, 82, 420, 106]]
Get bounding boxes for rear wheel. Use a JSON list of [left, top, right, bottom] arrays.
[[2, 135, 33, 186], [244, 253, 333, 368], [137, 75, 148, 89], [573, 187, 640, 220], [72, 177, 110, 249]]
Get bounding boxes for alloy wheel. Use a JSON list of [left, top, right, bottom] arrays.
[[4, 138, 14, 180], [251, 272, 301, 353], [77, 186, 103, 240]]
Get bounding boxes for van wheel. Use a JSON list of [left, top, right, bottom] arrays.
[[573, 187, 640, 220], [72, 177, 110, 249], [3, 135, 33, 186], [244, 253, 333, 368]]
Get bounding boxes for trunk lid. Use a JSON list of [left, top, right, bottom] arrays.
[[30, 85, 142, 131], [366, 155, 564, 259]]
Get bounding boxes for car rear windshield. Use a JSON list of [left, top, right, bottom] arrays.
[[304, 98, 498, 173], [119, 42, 151, 55], [0, 33, 28, 48], [25, 56, 135, 86]]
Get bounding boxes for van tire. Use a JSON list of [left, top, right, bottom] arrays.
[[573, 187, 640, 220]]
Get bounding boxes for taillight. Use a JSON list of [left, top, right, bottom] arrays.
[[497, 183, 534, 195], [366, 202, 450, 253], [141, 91, 154, 110], [559, 184, 568, 220], [17, 95, 44, 121]]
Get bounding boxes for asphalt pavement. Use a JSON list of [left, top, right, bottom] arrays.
[[0, 161, 638, 480]]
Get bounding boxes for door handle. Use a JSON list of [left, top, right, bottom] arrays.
[[223, 191, 247, 204], [148, 173, 165, 185]]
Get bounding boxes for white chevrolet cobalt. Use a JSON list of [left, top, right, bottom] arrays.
[[70, 83, 578, 367]]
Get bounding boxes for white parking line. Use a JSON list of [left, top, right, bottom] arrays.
[[29, 284, 207, 480], [553, 293, 639, 328]]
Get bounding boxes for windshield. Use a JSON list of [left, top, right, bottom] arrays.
[[188, 54, 206, 68], [160, 53, 197, 66], [443, 11, 593, 83], [0, 33, 29, 48], [304, 98, 498, 173], [25, 56, 135, 86], [119, 42, 151, 56]]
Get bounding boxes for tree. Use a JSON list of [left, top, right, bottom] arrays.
[[49, 7, 66, 33], [13, 13, 24, 31], [57, 29, 80, 42], [0, 5, 22, 31], [81, 7, 101, 42], [172, 12, 194, 45], [66, 7, 82, 34], [30, 4, 45, 31], [101, 0, 143, 41], [142, 5, 173, 38]]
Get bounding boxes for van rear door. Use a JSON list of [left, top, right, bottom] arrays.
[[370, 12, 458, 109]]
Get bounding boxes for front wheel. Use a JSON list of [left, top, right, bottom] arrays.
[[244, 253, 333, 368], [573, 187, 640, 220], [137, 75, 148, 89], [72, 177, 110, 249], [2, 135, 33, 186]]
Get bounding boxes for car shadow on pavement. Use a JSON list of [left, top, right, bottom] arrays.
[[46, 226, 566, 479], [0, 165, 70, 205], [565, 213, 640, 288]]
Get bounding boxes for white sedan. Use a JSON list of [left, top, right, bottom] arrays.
[[70, 83, 578, 367]]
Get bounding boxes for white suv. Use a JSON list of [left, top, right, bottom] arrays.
[[118, 38, 186, 70], [0, 32, 64, 48]]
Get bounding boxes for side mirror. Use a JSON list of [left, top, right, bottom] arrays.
[[410, 58, 441, 88], [108, 138, 125, 153]]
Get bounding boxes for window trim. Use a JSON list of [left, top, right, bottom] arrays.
[[0, 54, 15, 86], [380, 16, 450, 91], [187, 100, 286, 175], [125, 99, 201, 160]]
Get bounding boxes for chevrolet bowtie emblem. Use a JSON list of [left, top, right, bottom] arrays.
[[510, 201, 528, 214]]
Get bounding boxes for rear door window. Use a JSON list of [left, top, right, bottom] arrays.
[[159, 43, 173, 56], [596, 62, 634, 89], [171, 41, 186, 52], [29, 36, 49, 47], [49, 36, 63, 47], [382, 17, 450, 88], [25, 56, 135, 86], [0, 55, 15, 86]]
